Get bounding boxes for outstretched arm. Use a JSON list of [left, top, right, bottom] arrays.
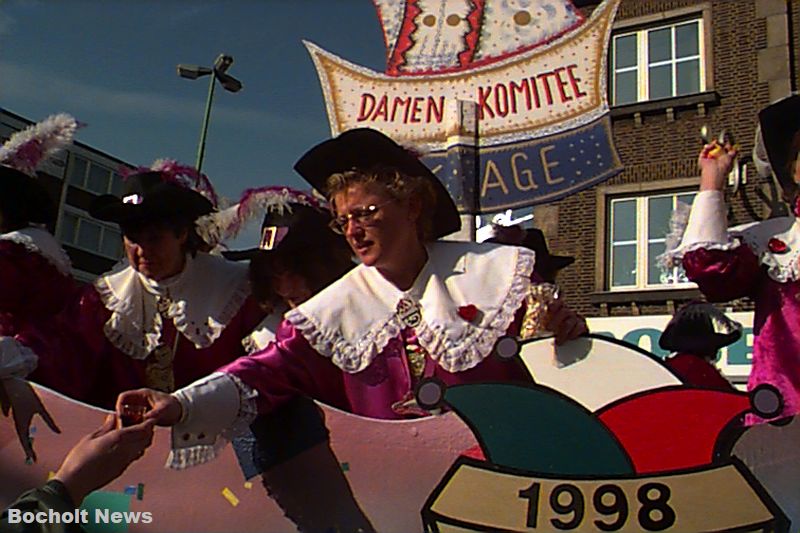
[[0, 378, 60, 463], [2, 414, 153, 533]]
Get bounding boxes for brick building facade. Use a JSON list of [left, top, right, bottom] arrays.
[[539, 0, 796, 320]]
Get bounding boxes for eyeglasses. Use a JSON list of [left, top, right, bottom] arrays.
[[329, 200, 394, 234]]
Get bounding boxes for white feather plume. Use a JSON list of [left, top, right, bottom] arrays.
[[195, 186, 322, 248], [0, 113, 80, 175]]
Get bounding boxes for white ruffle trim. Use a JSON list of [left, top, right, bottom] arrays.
[[170, 277, 251, 349], [658, 191, 738, 268], [287, 247, 535, 373], [241, 311, 282, 354], [241, 335, 259, 356], [94, 265, 161, 360], [166, 436, 229, 470], [167, 374, 259, 469], [288, 308, 404, 374], [0, 228, 72, 276], [0, 336, 38, 379], [661, 238, 743, 268], [416, 249, 534, 372], [730, 217, 800, 283], [663, 215, 800, 284], [95, 255, 252, 359]]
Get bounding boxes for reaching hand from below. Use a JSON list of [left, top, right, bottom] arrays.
[[54, 414, 155, 506], [0, 378, 60, 463]]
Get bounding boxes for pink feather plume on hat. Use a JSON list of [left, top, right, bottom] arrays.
[[0, 113, 81, 175], [196, 185, 323, 248], [119, 158, 220, 208]]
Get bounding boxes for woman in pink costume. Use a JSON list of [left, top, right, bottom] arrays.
[[667, 96, 800, 423], [25, 163, 308, 410], [0, 115, 80, 461], [118, 128, 588, 462]]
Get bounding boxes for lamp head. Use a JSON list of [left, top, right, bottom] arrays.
[[216, 72, 243, 93], [213, 54, 234, 74], [177, 64, 213, 80]]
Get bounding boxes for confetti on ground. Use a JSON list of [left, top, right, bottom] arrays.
[[47, 471, 55, 480], [137, 483, 144, 501], [244, 482, 253, 490], [28, 426, 36, 436], [341, 462, 350, 472], [124, 486, 137, 496], [221, 487, 239, 507]]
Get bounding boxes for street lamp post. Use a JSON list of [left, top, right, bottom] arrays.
[[177, 54, 243, 173]]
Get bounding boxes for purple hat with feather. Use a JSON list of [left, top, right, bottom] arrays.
[[199, 186, 345, 260], [89, 159, 218, 226]]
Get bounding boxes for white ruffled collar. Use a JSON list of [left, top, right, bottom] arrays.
[[730, 216, 800, 283], [285, 241, 534, 373], [94, 253, 251, 359], [0, 227, 71, 275], [241, 305, 286, 354]]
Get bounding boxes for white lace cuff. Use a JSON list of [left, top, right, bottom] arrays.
[[0, 337, 37, 379], [681, 190, 731, 248], [167, 372, 258, 469], [660, 190, 740, 266]]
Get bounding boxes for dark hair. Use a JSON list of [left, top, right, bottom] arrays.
[[120, 215, 205, 256], [0, 174, 57, 232], [248, 238, 355, 309]]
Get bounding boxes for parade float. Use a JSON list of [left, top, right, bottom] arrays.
[[2, 1, 799, 531]]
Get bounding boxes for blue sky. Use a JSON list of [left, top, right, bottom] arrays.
[[0, 1, 388, 241]]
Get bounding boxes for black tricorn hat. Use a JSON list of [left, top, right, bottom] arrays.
[[659, 302, 742, 355], [293, 128, 461, 239], [89, 171, 214, 225], [222, 203, 346, 261], [486, 227, 575, 282], [758, 95, 800, 191], [0, 165, 57, 228], [522, 228, 575, 273]]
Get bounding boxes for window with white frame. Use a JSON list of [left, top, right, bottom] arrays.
[[59, 208, 123, 260], [68, 154, 124, 195], [611, 17, 705, 105], [608, 191, 696, 290]]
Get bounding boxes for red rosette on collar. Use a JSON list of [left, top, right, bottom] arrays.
[[768, 237, 788, 254], [457, 304, 479, 322]]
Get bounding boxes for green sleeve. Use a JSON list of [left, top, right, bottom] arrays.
[[1, 480, 84, 533]]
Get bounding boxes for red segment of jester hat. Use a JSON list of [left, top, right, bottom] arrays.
[[597, 388, 750, 474]]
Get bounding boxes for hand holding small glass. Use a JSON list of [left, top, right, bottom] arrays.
[[117, 388, 182, 427]]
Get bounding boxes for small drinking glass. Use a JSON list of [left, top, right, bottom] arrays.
[[119, 403, 148, 427]]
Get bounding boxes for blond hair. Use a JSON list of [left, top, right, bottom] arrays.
[[325, 166, 437, 241]]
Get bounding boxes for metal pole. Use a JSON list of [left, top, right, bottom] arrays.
[[195, 73, 216, 173], [53, 153, 72, 240]]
